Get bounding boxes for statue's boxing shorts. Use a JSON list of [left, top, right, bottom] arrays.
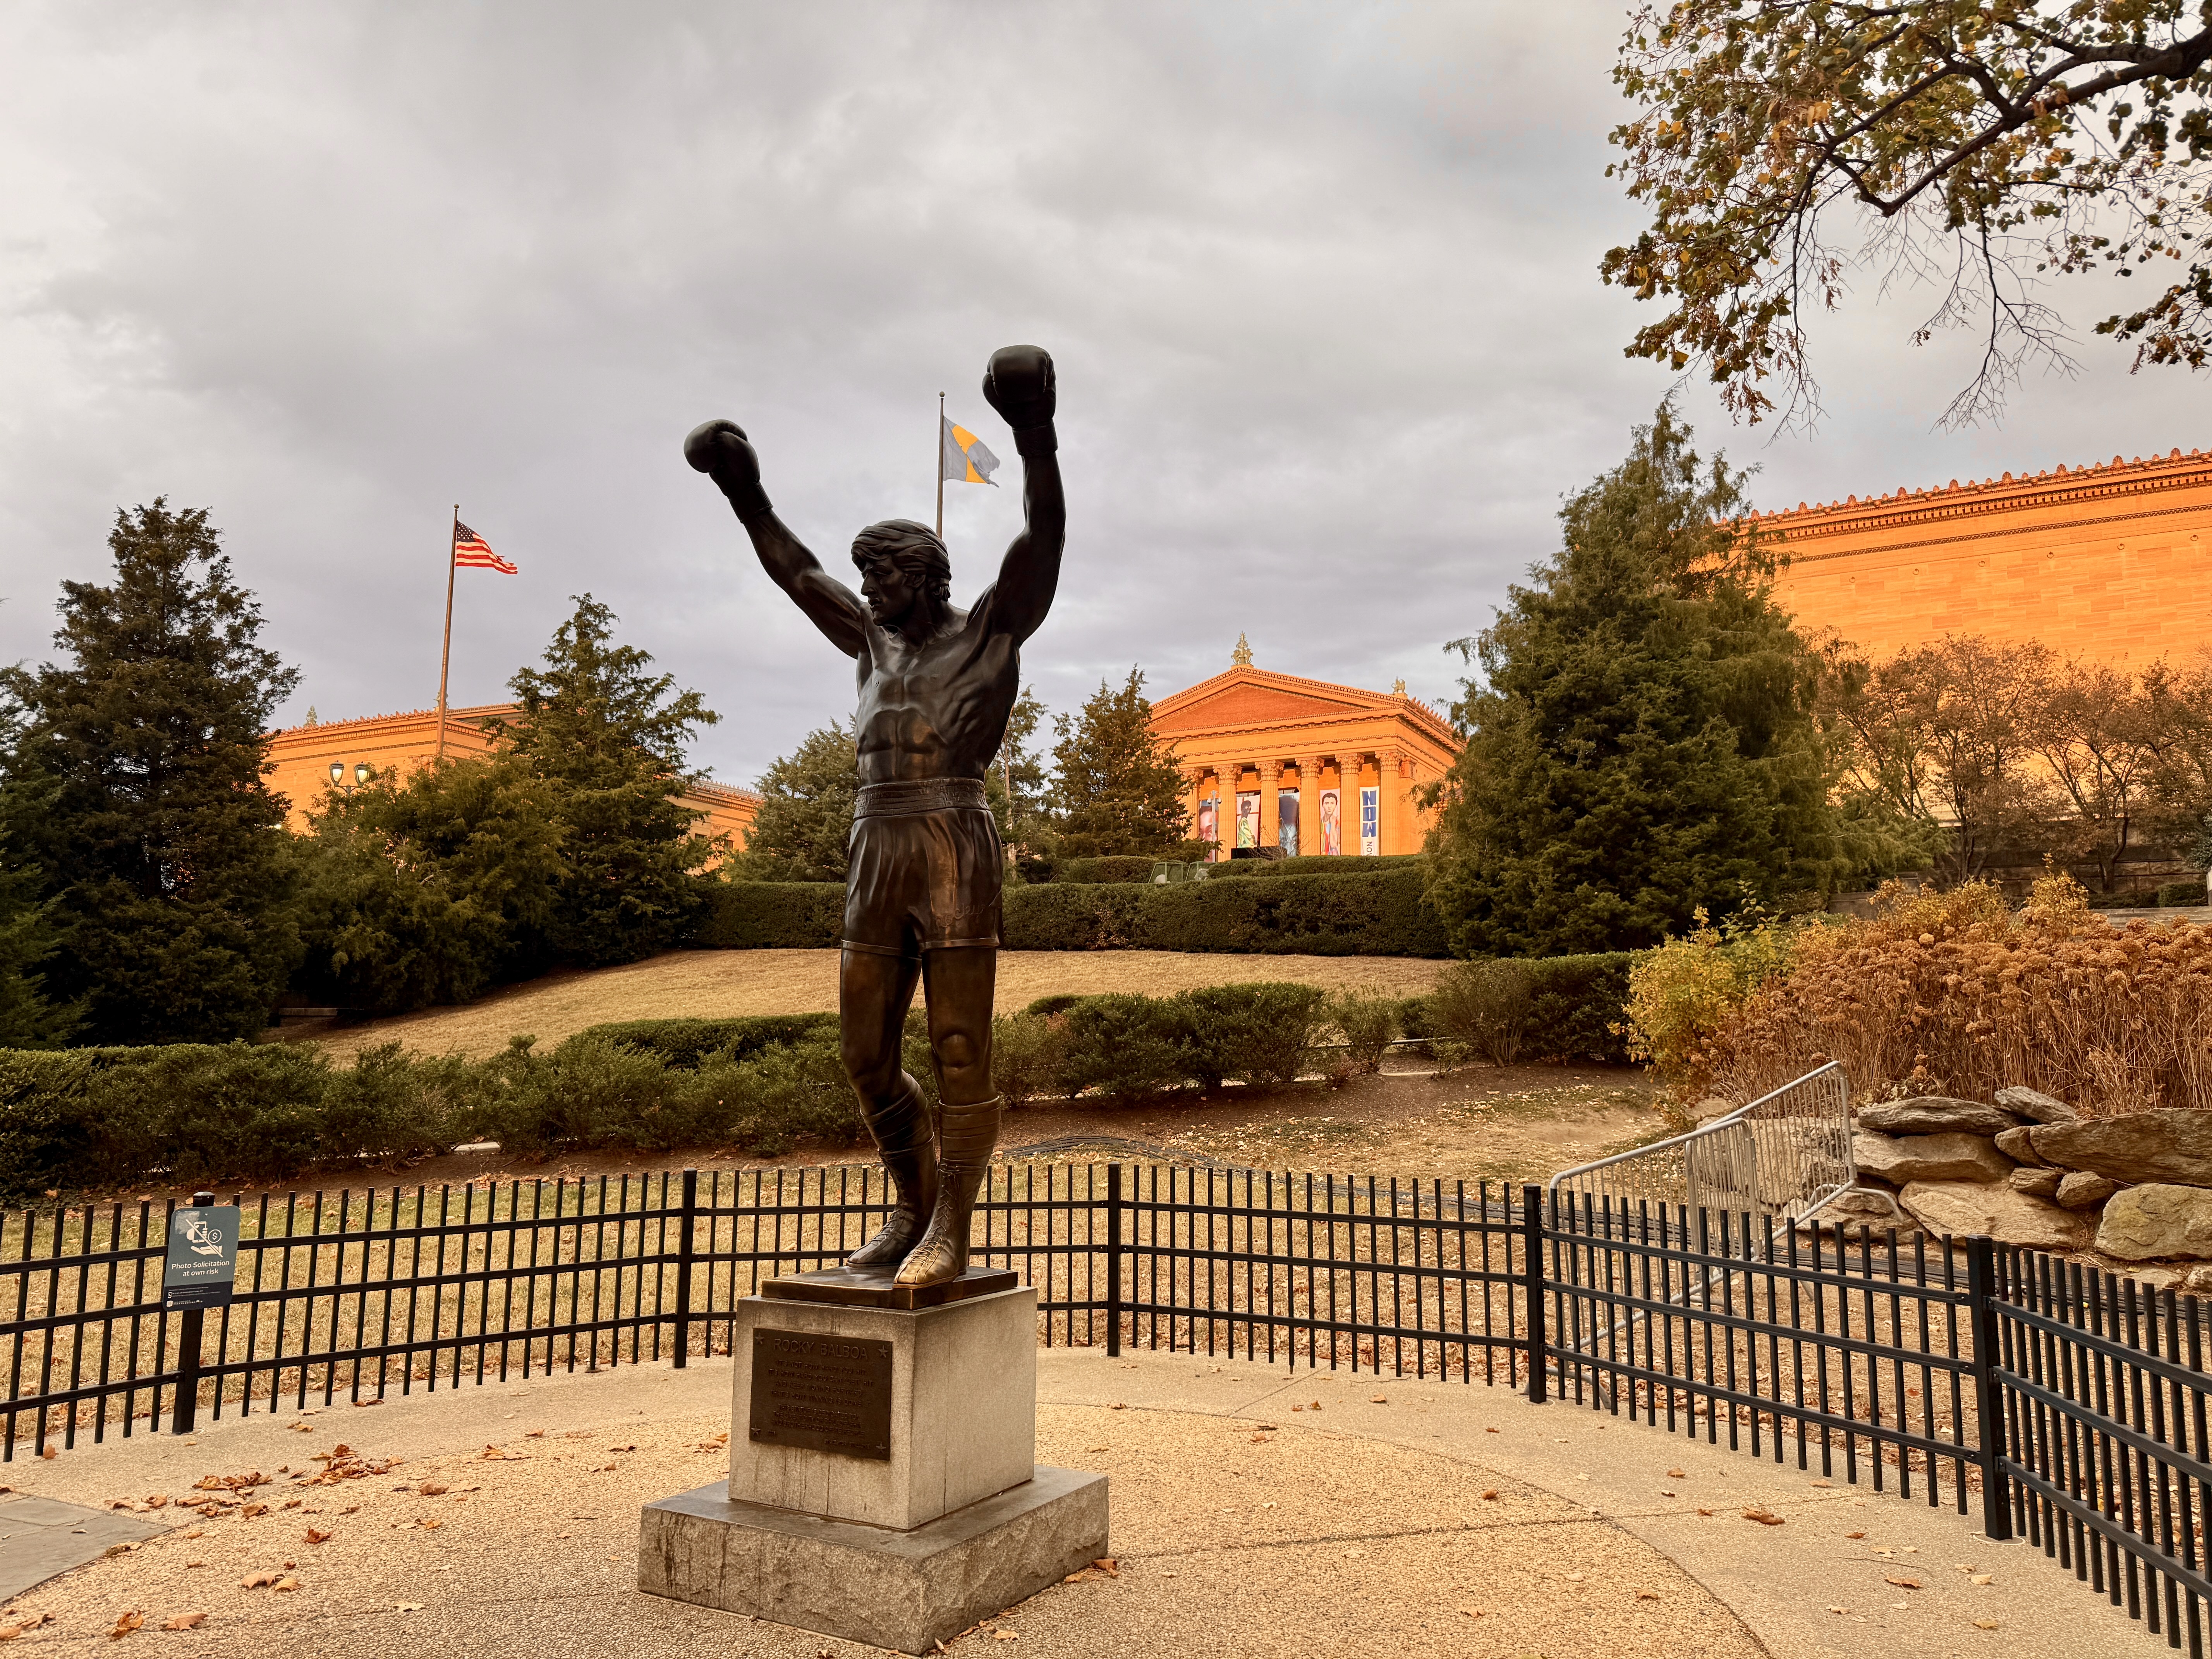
[[841, 776, 1004, 960]]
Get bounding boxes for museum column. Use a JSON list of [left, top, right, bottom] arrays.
[[1379, 747, 1402, 855], [1184, 765, 1213, 858], [1257, 759, 1280, 851]]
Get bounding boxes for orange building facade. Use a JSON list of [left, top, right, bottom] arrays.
[[1762, 446, 2212, 666], [1149, 646, 1462, 859], [264, 705, 760, 849]]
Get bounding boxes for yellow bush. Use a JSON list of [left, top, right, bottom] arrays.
[[1623, 908, 1795, 1096]]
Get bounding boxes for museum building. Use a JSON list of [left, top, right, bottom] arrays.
[[264, 704, 761, 846], [1149, 640, 1462, 859], [1762, 445, 2212, 665]]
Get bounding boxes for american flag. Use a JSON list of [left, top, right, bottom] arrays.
[[452, 520, 517, 574]]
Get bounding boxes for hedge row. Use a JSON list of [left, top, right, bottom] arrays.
[[1200, 854, 1424, 880], [694, 869, 1450, 957]]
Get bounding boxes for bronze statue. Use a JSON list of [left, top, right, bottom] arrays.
[[684, 346, 1062, 1288]]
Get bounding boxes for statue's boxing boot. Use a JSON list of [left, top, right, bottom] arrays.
[[845, 1074, 938, 1272], [893, 1095, 1002, 1288]]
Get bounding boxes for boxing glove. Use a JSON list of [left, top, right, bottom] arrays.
[[982, 345, 1057, 457], [684, 419, 773, 521]]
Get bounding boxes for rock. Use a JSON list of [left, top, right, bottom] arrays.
[[2054, 1172, 2121, 1211], [2129, 1265, 2184, 1290], [1691, 1096, 1737, 1123], [1858, 1097, 2020, 1136], [1798, 1187, 1917, 1240], [2182, 1264, 2212, 1295], [1854, 1131, 2012, 1185], [2009, 1167, 2063, 1200], [2097, 1184, 2212, 1261], [2030, 1111, 2212, 1186], [1994, 1126, 2044, 1166], [1898, 1181, 2093, 1252], [1996, 1085, 2079, 1124]]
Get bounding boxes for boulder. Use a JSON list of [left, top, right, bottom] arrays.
[[2097, 1184, 2212, 1262], [1898, 1180, 2093, 1252], [2009, 1167, 2063, 1201], [1858, 1097, 2020, 1136], [2054, 1172, 2121, 1211], [1798, 1187, 1917, 1240], [1994, 1126, 2045, 1166], [1691, 1096, 1737, 1123], [2182, 1264, 2212, 1295], [1996, 1085, 2079, 1124], [1853, 1131, 2012, 1185], [2030, 1111, 2212, 1186]]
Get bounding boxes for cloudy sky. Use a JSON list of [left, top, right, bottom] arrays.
[[2, 2, 2202, 788]]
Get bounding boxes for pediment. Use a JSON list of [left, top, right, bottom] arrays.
[[1151, 670, 1393, 733]]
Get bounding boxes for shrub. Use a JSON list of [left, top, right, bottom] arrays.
[[1053, 856, 1159, 884], [1326, 991, 1401, 1074], [1140, 869, 1449, 957], [2159, 879, 2205, 907], [1055, 995, 1191, 1101], [1176, 982, 1326, 1087], [1622, 908, 1800, 1095], [1200, 854, 1424, 880], [1001, 883, 1152, 950], [693, 883, 845, 949], [580, 1014, 838, 1069], [1699, 874, 2212, 1114], [1522, 954, 1637, 1063], [1431, 961, 1533, 1065], [991, 1012, 1069, 1106], [695, 1030, 861, 1156], [463, 1033, 686, 1158]]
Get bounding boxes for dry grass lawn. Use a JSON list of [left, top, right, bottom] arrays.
[[285, 949, 1453, 1061]]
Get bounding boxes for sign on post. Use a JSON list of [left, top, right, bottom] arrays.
[[162, 1204, 239, 1312]]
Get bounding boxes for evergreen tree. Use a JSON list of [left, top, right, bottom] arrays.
[[734, 723, 859, 882], [991, 687, 1052, 857], [0, 501, 300, 1042], [496, 594, 720, 963], [1048, 669, 1192, 858], [1424, 404, 1844, 956], [292, 756, 567, 1013]]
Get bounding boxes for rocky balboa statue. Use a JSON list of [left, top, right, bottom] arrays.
[[684, 346, 1061, 1288]]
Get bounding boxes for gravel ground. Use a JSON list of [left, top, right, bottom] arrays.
[[0, 1348, 2157, 1659], [284, 949, 1454, 1062]]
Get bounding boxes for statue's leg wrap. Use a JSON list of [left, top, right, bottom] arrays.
[[845, 1073, 938, 1271], [893, 1095, 1003, 1288]]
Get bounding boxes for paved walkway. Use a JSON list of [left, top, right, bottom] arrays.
[[0, 1348, 2163, 1657]]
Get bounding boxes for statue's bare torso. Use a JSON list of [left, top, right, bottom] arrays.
[[854, 600, 1020, 784]]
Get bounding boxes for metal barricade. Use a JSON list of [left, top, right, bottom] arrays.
[[1547, 1060, 1888, 1227]]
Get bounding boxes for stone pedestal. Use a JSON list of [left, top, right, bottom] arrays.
[[637, 1270, 1108, 1655]]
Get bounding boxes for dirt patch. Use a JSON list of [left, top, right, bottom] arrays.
[[279, 949, 1455, 1062]]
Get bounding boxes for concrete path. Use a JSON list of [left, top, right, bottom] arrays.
[[0, 1347, 2163, 1657]]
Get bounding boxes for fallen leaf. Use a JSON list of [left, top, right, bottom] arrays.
[[1480, 1489, 1499, 1501], [304, 1528, 331, 1545], [1971, 1573, 1993, 1585], [40, 1448, 55, 1462], [1092, 1558, 1117, 1576], [394, 1601, 424, 1613], [416, 1518, 443, 1531], [272, 1578, 299, 1593], [1460, 1607, 1484, 1618], [1107, 1403, 1125, 1412], [1697, 1508, 1715, 1517], [160, 1615, 206, 1632], [1636, 1589, 1660, 1601], [1309, 1401, 1321, 1410], [605, 1444, 636, 1453], [239, 1504, 268, 1519], [239, 1573, 280, 1589], [281, 1499, 301, 1510], [1667, 1468, 1686, 1479], [417, 1484, 449, 1496], [107, 1610, 144, 1640], [526, 1430, 545, 1438], [1974, 1619, 1999, 1630], [1742, 1508, 1785, 1526], [1845, 1531, 1865, 1540], [1886, 1576, 1922, 1590], [143, 1496, 168, 1510]]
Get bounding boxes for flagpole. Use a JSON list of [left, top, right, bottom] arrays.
[[935, 391, 945, 541], [435, 504, 457, 762]]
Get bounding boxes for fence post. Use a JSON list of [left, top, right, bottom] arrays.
[[1964, 1233, 2013, 1542], [169, 1190, 214, 1435], [672, 1168, 698, 1369], [1521, 1183, 1547, 1405], [1105, 1164, 1124, 1358]]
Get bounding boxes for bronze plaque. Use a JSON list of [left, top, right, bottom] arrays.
[[747, 1329, 893, 1460]]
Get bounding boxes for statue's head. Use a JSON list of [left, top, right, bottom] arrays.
[[852, 519, 952, 627]]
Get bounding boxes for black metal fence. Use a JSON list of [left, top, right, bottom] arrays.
[[4, 1166, 2205, 1652]]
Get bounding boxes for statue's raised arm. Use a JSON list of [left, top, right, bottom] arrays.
[[976, 345, 1063, 644], [683, 418, 868, 658]]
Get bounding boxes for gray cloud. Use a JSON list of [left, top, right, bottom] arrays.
[[2, 2, 2203, 788]]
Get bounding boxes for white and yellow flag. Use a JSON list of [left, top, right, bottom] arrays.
[[941, 416, 1001, 486]]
